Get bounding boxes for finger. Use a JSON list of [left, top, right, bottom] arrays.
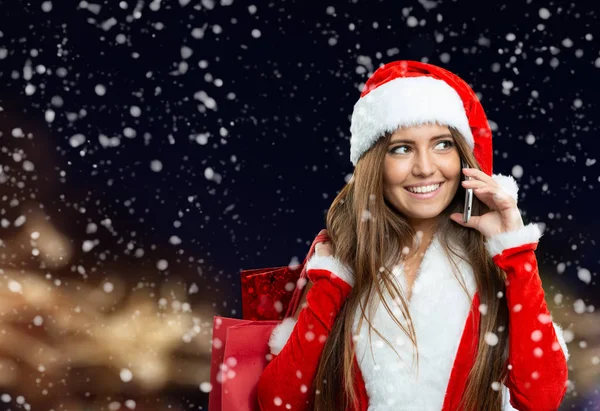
[[474, 185, 506, 199], [316, 242, 331, 251], [463, 168, 497, 186], [462, 180, 487, 189], [449, 212, 481, 230], [461, 181, 498, 209], [315, 242, 333, 257], [474, 186, 516, 209], [315, 241, 332, 251]]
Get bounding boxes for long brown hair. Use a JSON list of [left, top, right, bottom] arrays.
[[311, 126, 509, 411]]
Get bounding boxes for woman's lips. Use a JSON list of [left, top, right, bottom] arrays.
[[403, 183, 444, 199]]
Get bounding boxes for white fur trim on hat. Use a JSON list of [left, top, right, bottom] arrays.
[[268, 317, 297, 356], [492, 173, 519, 202], [306, 254, 355, 287], [485, 223, 543, 257], [350, 76, 474, 166]]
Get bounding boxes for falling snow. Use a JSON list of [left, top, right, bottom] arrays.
[[0, 0, 597, 409]]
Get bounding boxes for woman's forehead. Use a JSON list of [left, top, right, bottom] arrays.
[[390, 124, 452, 142]]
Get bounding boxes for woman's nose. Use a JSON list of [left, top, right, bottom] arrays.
[[412, 152, 436, 176]]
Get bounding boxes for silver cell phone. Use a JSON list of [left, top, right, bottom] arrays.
[[462, 162, 473, 223]]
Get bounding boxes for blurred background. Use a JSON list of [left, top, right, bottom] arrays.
[[0, 0, 598, 409]]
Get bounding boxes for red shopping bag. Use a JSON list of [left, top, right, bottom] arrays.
[[208, 317, 280, 411], [208, 230, 330, 411], [240, 264, 303, 321]]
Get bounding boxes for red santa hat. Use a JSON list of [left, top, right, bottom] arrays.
[[350, 60, 494, 175]]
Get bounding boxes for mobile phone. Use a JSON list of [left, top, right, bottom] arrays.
[[462, 162, 473, 223]]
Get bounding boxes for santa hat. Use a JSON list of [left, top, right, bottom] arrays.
[[350, 60, 493, 175]]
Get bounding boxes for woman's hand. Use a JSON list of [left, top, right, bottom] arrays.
[[314, 229, 333, 257], [293, 230, 333, 319], [450, 168, 524, 238]]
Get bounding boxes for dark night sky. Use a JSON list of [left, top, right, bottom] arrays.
[[0, 0, 599, 407]]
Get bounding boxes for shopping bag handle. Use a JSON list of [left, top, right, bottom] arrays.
[[284, 229, 330, 319]]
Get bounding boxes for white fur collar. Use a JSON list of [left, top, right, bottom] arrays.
[[352, 234, 478, 410]]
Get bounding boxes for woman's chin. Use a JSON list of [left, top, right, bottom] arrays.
[[386, 196, 451, 221], [407, 213, 441, 222], [401, 204, 449, 222]]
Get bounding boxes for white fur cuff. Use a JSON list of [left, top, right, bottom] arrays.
[[492, 173, 519, 202], [268, 317, 298, 356], [553, 321, 570, 361], [306, 254, 355, 287], [485, 223, 542, 257]]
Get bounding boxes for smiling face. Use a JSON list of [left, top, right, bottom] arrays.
[[382, 123, 462, 231]]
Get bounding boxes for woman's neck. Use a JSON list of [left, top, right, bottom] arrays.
[[407, 218, 438, 255]]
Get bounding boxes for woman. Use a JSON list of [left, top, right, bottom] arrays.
[[256, 60, 569, 411]]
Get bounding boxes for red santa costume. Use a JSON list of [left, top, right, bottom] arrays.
[[256, 61, 569, 411]]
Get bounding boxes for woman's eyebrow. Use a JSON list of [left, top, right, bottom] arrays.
[[388, 134, 453, 145]]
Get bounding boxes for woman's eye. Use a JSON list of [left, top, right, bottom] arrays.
[[390, 141, 453, 154], [391, 146, 410, 154], [435, 140, 454, 150]]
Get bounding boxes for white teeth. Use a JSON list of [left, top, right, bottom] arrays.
[[406, 183, 440, 194]]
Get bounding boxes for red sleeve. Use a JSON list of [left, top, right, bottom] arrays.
[[256, 255, 353, 411], [491, 236, 569, 410]]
